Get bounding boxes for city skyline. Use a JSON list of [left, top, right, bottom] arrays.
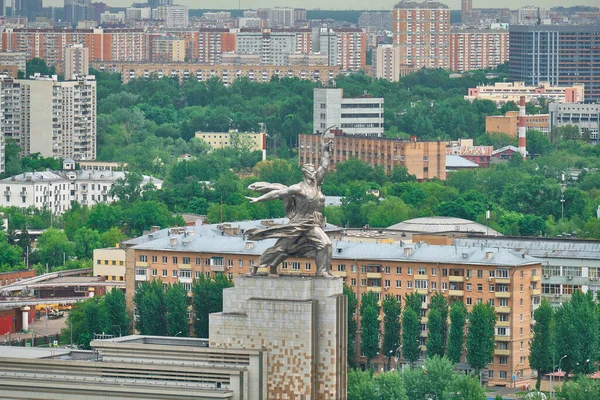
[[44, 0, 599, 11]]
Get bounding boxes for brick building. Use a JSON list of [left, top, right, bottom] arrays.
[[486, 112, 550, 137], [465, 81, 585, 105], [123, 220, 542, 388], [299, 133, 446, 180]]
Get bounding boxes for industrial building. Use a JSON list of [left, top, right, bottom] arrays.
[[549, 102, 600, 145]]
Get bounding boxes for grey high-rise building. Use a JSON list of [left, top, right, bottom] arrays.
[[64, 0, 92, 25], [509, 25, 600, 102], [148, 0, 172, 6]]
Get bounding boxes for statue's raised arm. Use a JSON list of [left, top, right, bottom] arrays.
[[316, 130, 334, 186]]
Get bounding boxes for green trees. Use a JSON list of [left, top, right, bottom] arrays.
[[401, 308, 420, 367], [466, 303, 497, 379], [104, 288, 130, 337], [165, 283, 190, 337], [529, 299, 554, 390], [192, 274, 233, 338], [360, 292, 381, 368], [427, 293, 449, 358], [382, 295, 402, 370], [73, 227, 102, 259], [133, 280, 167, 336], [36, 228, 75, 269], [345, 284, 359, 367]]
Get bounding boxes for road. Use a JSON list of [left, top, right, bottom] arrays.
[[2, 312, 69, 346]]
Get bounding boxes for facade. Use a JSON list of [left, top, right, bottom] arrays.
[[313, 27, 367, 72], [446, 140, 494, 168], [486, 111, 550, 136], [455, 236, 600, 308], [0, 51, 26, 73], [393, 1, 451, 70], [549, 103, 600, 144], [78, 160, 128, 171], [152, 5, 189, 28], [0, 74, 96, 161], [358, 11, 393, 31], [198, 28, 237, 65], [313, 88, 384, 137], [149, 36, 185, 62], [124, 220, 542, 387], [93, 247, 126, 282], [0, 336, 266, 399], [64, 44, 89, 80], [299, 133, 446, 180], [373, 45, 415, 82], [509, 25, 600, 102], [465, 81, 585, 105], [195, 131, 267, 159], [0, 167, 162, 214], [91, 62, 341, 86], [0, 269, 35, 288], [448, 29, 509, 73]]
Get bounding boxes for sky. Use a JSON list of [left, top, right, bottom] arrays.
[[45, 1, 599, 10]]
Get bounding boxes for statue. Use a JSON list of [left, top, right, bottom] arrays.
[[245, 132, 334, 278]]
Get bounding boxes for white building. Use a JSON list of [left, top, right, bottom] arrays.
[[0, 160, 162, 214], [266, 8, 295, 28], [64, 44, 89, 81], [549, 103, 600, 144], [153, 5, 189, 28], [236, 30, 298, 66], [372, 45, 414, 82], [313, 88, 384, 137]]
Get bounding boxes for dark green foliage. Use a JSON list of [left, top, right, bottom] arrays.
[[382, 295, 402, 369], [429, 293, 449, 356], [529, 299, 554, 390], [404, 292, 421, 315], [104, 288, 131, 337], [448, 301, 467, 364], [401, 308, 420, 366], [360, 291, 380, 367], [165, 283, 190, 337], [192, 273, 233, 338], [344, 284, 359, 367], [133, 280, 167, 336], [466, 303, 497, 374]]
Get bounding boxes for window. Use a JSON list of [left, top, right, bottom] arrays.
[[520, 327, 523, 335], [489, 299, 495, 306], [182, 257, 190, 265], [212, 257, 224, 266], [499, 371, 507, 379], [442, 282, 448, 290], [466, 298, 472, 305], [396, 267, 402, 275], [238, 260, 244, 267], [489, 270, 495, 278], [361, 266, 367, 273], [195, 271, 200, 279], [442, 269, 448, 276], [466, 283, 472, 291], [496, 269, 509, 278], [407, 267, 413, 275], [477, 270, 483, 278], [305, 263, 311, 270], [172, 270, 178, 277], [361, 279, 366, 287], [431, 268, 436, 276], [418, 268, 426, 275], [292, 262, 300, 271], [466, 270, 472, 278], [499, 357, 507, 365], [497, 327, 508, 336], [520, 298, 523, 306], [152, 256, 157, 263], [172, 257, 178, 264], [520, 342, 524, 350], [396, 280, 401, 288], [415, 280, 428, 289], [338, 264, 346, 272], [196, 258, 201, 265], [431, 282, 437, 289], [135, 268, 147, 276], [351, 278, 356, 286], [385, 266, 390, 274], [162, 269, 167, 277], [520, 284, 524, 292], [499, 299, 509, 307], [384, 279, 391, 288], [139, 255, 147, 262], [282, 262, 288, 270], [407, 281, 413, 289], [162, 256, 167, 264], [152, 269, 157, 276], [520, 270, 524, 278], [351, 265, 357, 272], [180, 270, 191, 278], [488, 370, 494, 378], [489, 284, 495, 292], [477, 284, 483, 292]]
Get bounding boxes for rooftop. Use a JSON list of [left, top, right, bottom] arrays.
[[388, 216, 502, 236]]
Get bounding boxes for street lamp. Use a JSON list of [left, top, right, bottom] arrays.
[[174, 331, 182, 337], [113, 325, 122, 337], [551, 355, 568, 398]]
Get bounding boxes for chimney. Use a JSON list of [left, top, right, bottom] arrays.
[[518, 95, 527, 160]]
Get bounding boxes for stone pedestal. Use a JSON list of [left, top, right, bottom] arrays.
[[210, 276, 347, 399]]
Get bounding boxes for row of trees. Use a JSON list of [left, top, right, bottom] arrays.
[[348, 356, 487, 400], [352, 289, 497, 380], [529, 292, 600, 390]]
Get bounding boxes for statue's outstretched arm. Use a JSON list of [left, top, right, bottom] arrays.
[[246, 185, 300, 203]]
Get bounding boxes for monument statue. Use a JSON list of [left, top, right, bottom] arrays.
[[245, 131, 334, 278]]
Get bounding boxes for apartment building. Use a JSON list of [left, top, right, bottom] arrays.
[[549, 103, 600, 144], [465, 81, 585, 105], [124, 219, 541, 387], [509, 24, 600, 102], [455, 236, 600, 308], [91, 62, 340, 86], [64, 44, 89, 80], [152, 5, 189, 28], [299, 133, 446, 180], [393, 1, 451, 70], [236, 30, 300, 66], [486, 112, 550, 136], [313, 88, 384, 137], [93, 247, 126, 282], [0, 167, 162, 214], [373, 45, 415, 82], [198, 28, 237, 65], [195, 131, 267, 159], [149, 36, 185, 63], [0, 74, 96, 160], [0, 51, 26, 73], [314, 28, 366, 72], [448, 29, 509, 73]]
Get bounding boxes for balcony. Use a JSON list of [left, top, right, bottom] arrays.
[[334, 271, 348, 277], [496, 320, 510, 327], [531, 288, 541, 296], [495, 292, 511, 299], [178, 276, 193, 284], [495, 306, 511, 314], [449, 275, 464, 282], [416, 288, 428, 295], [178, 263, 192, 270], [449, 289, 464, 297], [496, 277, 510, 284], [494, 349, 510, 356], [367, 286, 382, 293], [135, 261, 148, 267], [135, 274, 148, 282], [366, 272, 381, 279], [530, 275, 541, 282], [495, 335, 510, 342], [210, 265, 225, 272]]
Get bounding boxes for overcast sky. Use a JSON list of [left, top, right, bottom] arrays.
[[45, 1, 599, 10]]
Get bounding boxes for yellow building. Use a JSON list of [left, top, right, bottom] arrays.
[[196, 131, 267, 159], [93, 247, 126, 283]]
